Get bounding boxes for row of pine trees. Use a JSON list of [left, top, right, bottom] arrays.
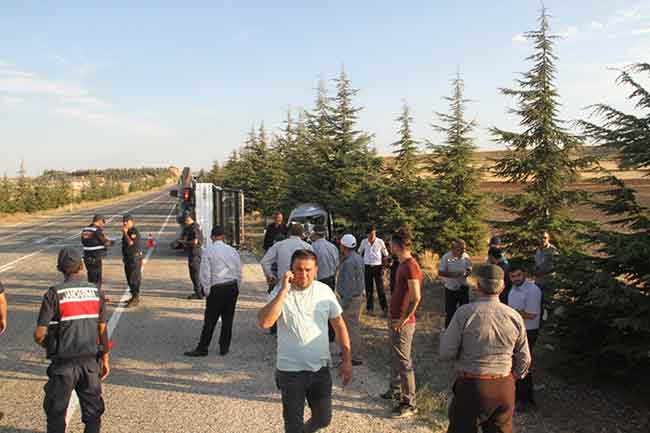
[[0, 166, 172, 214], [206, 9, 649, 383]]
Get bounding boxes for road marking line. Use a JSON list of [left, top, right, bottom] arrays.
[[0, 194, 172, 274], [64, 203, 176, 430]]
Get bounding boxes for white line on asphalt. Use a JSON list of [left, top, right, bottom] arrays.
[[64, 203, 176, 430], [0, 194, 171, 274]]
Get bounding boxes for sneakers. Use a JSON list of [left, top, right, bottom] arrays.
[[380, 389, 402, 401], [184, 348, 208, 357], [125, 296, 139, 308], [351, 359, 363, 366], [219, 347, 229, 356], [391, 403, 418, 419]]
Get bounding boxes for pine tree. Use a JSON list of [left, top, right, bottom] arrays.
[[490, 8, 592, 256], [427, 73, 485, 253], [555, 63, 650, 379], [391, 101, 420, 180]]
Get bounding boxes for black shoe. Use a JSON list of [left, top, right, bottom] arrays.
[[380, 389, 402, 401], [187, 293, 202, 300], [184, 348, 208, 357], [391, 403, 418, 419], [352, 359, 363, 366], [219, 347, 229, 356], [126, 296, 140, 307]]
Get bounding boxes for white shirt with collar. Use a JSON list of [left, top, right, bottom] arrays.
[[358, 237, 389, 266], [200, 240, 242, 296], [261, 236, 313, 279], [508, 279, 542, 330], [439, 251, 473, 290]]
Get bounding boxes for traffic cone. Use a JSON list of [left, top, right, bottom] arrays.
[[147, 233, 155, 249]]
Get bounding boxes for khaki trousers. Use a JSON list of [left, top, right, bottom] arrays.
[[341, 296, 363, 360]]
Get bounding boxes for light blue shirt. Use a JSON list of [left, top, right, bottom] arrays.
[[261, 236, 312, 280], [269, 280, 343, 372], [311, 238, 339, 280]]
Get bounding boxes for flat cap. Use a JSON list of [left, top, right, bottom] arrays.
[[57, 247, 82, 274], [474, 264, 504, 281], [92, 214, 106, 223]]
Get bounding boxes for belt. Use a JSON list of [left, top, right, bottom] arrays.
[[211, 280, 238, 289], [457, 371, 511, 380]]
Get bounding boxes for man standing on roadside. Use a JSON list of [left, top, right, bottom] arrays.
[[185, 226, 242, 357], [534, 231, 558, 293], [337, 234, 364, 366], [81, 214, 114, 290], [381, 228, 422, 419], [121, 214, 143, 308], [311, 225, 340, 342], [508, 261, 542, 412], [439, 239, 473, 328], [263, 212, 288, 252], [34, 248, 110, 433], [0, 280, 6, 337], [258, 249, 352, 433], [261, 223, 312, 335], [358, 225, 389, 316], [440, 264, 531, 433], [180, 213, 204, 300]]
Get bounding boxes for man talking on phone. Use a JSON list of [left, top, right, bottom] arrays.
[[258, 249, 353, 433]]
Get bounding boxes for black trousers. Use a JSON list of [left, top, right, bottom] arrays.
[[516, 329, 539, 404], [318, 276, 336, 342], [188, 254, 202, 296], [83, 256, 103, 289], [43, 358, 104, 433], [364, 265, 387, 312], [276, 367, 332, 433], [198, 281, 239, 352], [445, 286, 470, 328], [123, 257, 142, 297]]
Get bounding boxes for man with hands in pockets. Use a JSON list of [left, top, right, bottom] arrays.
[[258, 249, 352, 433]]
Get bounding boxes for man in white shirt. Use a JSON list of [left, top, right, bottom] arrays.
[[185, 226, 242, 357], [358, 225, 389, 315], [258, 249, 352, 433], [311, 225, 340, 342], [508, 261, 542, 411], [261, 223, 313, 335], [439, 239, 473, 328]]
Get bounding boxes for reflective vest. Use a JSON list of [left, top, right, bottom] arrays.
[[81, 225, 107, 257], [46, 281, 102, 360]]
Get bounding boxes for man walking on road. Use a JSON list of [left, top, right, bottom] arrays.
[[185, 226, 242, 357], [34, 248, 110, 433], [358, 225, 389, 316], [381, 228, 422, 419], [258, 249, 352, 433], [81, 214, 114, 290], [336, 234, 364, 366], [121, 214, 143, 308], [440, 264, 531, 433], [180, 213, 204, 300], [508, 261, 542, 412], [439, 239, 473, 328], [311, 225, 339, 342]]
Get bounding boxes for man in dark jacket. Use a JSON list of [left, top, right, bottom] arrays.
[[180, 213, 204, 299], [263, 212, 288, 252], [81, 215, 113, 290], [34, 248, 110, 433]]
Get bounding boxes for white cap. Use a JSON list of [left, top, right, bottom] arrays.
[[340, 234, 357, 249]]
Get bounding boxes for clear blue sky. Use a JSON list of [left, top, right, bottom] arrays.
[[1, 0, 648, 175]]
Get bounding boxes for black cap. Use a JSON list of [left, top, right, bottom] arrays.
[[123, 214, 134, 223], [475, 264, 504, 281], [57, 247, 82, 274], [92, 214, 106, 223], [211, 225, 225, 237]]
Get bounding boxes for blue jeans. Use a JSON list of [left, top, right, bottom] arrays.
[[275, 367, 332, 433]]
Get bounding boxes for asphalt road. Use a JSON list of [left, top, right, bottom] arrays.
[[0, 191, 430, 433]]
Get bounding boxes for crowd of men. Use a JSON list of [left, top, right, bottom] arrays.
[[0, 207, 557, 433]]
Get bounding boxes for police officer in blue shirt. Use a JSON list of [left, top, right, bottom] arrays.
[[179, 212, 204, 299], [34, 247, 110, 433], [81, 215, 113, 290], [121, 214, 143, 308]]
